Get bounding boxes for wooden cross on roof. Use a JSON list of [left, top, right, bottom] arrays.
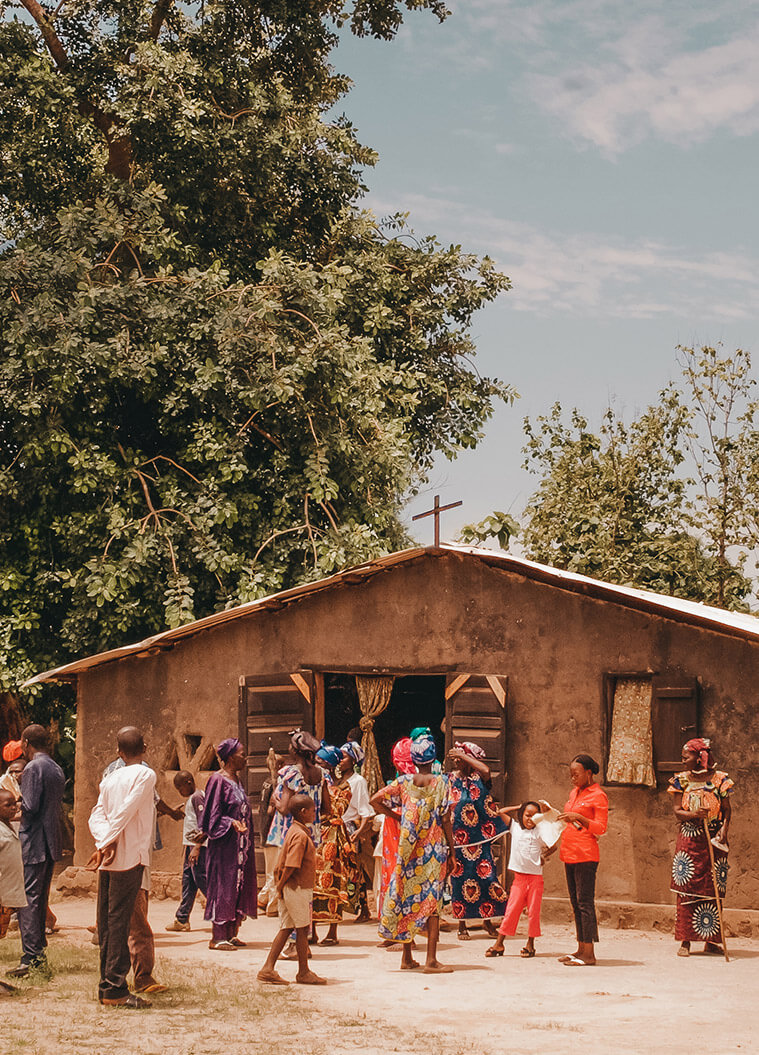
[[412, 494, 463, 547]]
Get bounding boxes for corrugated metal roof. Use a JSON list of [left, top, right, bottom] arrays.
[[22, 544, 759, 687]]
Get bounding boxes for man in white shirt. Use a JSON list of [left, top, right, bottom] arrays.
[[340, 742, 374, 921], [88, 727, 156, 1009]]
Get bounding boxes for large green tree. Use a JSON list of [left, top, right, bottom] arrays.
[[465, 347, 757, 610], [0, 0, 512, 701]]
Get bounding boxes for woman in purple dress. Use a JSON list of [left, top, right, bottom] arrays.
[[201, 738, 257, 951]]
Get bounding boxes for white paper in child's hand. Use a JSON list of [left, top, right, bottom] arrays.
[[532, 801, 566, 848]]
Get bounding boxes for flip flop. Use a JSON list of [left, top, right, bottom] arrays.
[[562, 956, 594, 966], [318, 937, 340, 946]]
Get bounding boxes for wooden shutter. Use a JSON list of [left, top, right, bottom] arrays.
[[238, 670, 315, 873], [651, 675, 699, 777], [238, 670, 315, 802], [445, 674, 508, 801]]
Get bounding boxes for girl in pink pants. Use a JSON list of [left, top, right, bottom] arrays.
[[485, 802, 548, 959]]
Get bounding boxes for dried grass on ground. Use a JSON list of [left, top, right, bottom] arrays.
[[0, 938, 483, 1055]]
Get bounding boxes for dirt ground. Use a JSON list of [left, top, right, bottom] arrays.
[[3, 896, 757, 1055]]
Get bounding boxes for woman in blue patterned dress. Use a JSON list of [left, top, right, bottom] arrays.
[[668, 738, 733, 956], [448, 742, 508, 939]]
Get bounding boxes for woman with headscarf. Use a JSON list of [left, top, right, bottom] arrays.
[[447, 741, 508, 940], [371, 733, 455, 974], [667, 738, 733, 957], [200, 738, 257, 950], [311, 743, 359, 944], [266, 730, 331, 855], [376, 737, 415, 930]]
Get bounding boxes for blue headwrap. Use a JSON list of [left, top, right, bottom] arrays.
[[217, 737, 242, 762], [410, 726, 432, 741], [341, 740, 365, 765], [410, 734, 437, 766], [316, 742, 343, 769]]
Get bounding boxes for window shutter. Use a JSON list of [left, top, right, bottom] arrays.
[[445, 674, 508, 801], [651, 676, 699, 777]]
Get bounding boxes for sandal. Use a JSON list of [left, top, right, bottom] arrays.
[[520, 947, 535, 958], [318, 937, 340, 946], [485, 946, 504, 957], [458, 929, 470, 941], [563, 955, 594, 966]]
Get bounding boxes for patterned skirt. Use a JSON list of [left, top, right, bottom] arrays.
[[670, 818, 728, 943]]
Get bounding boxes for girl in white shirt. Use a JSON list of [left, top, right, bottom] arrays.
[[485, 801, 551, 959]]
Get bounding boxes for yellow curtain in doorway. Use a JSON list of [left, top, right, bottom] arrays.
[[356, 675, 395, 796]]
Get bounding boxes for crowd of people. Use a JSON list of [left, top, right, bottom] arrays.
[[0, 718, 733, 1006]]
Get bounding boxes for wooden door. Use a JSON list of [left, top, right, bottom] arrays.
[[651, 675, 699, 779], [238, 671, 315, 800], [445, 674, 508, 801], [238, 671, 316, 873]]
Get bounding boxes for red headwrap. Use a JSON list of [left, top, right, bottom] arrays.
[[2, 740, 23, 763], [684, 738, 713, 772], [391, 737, 415, 776]]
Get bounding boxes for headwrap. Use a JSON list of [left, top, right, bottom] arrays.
[[410, 726, 432, 742], [684, 738, 714, 773], [217, 737, 242, 762], [316, 742, 343, 769], [391, 737, 415, 776], [410, 734, 437, 766], [341, 740, 365, 765], [2, 740, 23, 763], [454, 740, 486, 761], [290, 729, 321, 758]]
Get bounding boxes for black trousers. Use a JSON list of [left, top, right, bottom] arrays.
[[18, 858, 55, 965], [564, 861, 599, 943], [97, 865, 144, 1000]]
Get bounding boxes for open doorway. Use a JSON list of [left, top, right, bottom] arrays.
[[324, 673, 446, 783]]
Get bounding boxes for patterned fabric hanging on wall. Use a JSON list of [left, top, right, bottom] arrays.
[[607, 677, 656, 787]]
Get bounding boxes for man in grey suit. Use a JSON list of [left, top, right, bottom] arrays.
[[6, 724, 65, 978]]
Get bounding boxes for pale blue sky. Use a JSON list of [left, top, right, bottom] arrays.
[[335, 0, 759, 543]]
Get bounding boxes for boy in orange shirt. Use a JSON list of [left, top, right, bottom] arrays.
[[257, 795, 326, 986]]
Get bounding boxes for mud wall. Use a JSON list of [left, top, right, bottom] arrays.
[[73, 551, 757, 907]]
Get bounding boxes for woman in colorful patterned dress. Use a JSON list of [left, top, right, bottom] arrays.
[[312, 744, 359, 945], [668, 738, 733, 956], [371, 734, 455, 974], [448, 742, 508, 939], [201, 738, 258, 950]]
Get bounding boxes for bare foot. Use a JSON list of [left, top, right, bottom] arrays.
[[296, 971, 327, 985], [423, 962, 454, 974], [257, 969, 290, 985], [400, 959, 420, 970], [677, 942, 690, 957]]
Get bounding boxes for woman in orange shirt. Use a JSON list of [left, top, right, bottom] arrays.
[[557, 754, 608, 966]]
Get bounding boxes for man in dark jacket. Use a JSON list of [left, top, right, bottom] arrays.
[[6, 724, 65, 978]]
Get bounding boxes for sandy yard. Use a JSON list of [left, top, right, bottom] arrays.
[[3, 895, 756, 1055]]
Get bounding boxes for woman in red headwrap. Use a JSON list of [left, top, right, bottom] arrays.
[[667, 738, 733, 956]]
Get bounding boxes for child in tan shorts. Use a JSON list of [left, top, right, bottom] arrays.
[[257, 794, 326, 986]]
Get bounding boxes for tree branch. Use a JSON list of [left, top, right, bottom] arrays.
[[18, 0, 70, 68], [150, 0, 174, 41]]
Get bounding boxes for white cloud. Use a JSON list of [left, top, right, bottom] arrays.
[[445, 0, 759, 152], [369, 192, 759, 321]]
